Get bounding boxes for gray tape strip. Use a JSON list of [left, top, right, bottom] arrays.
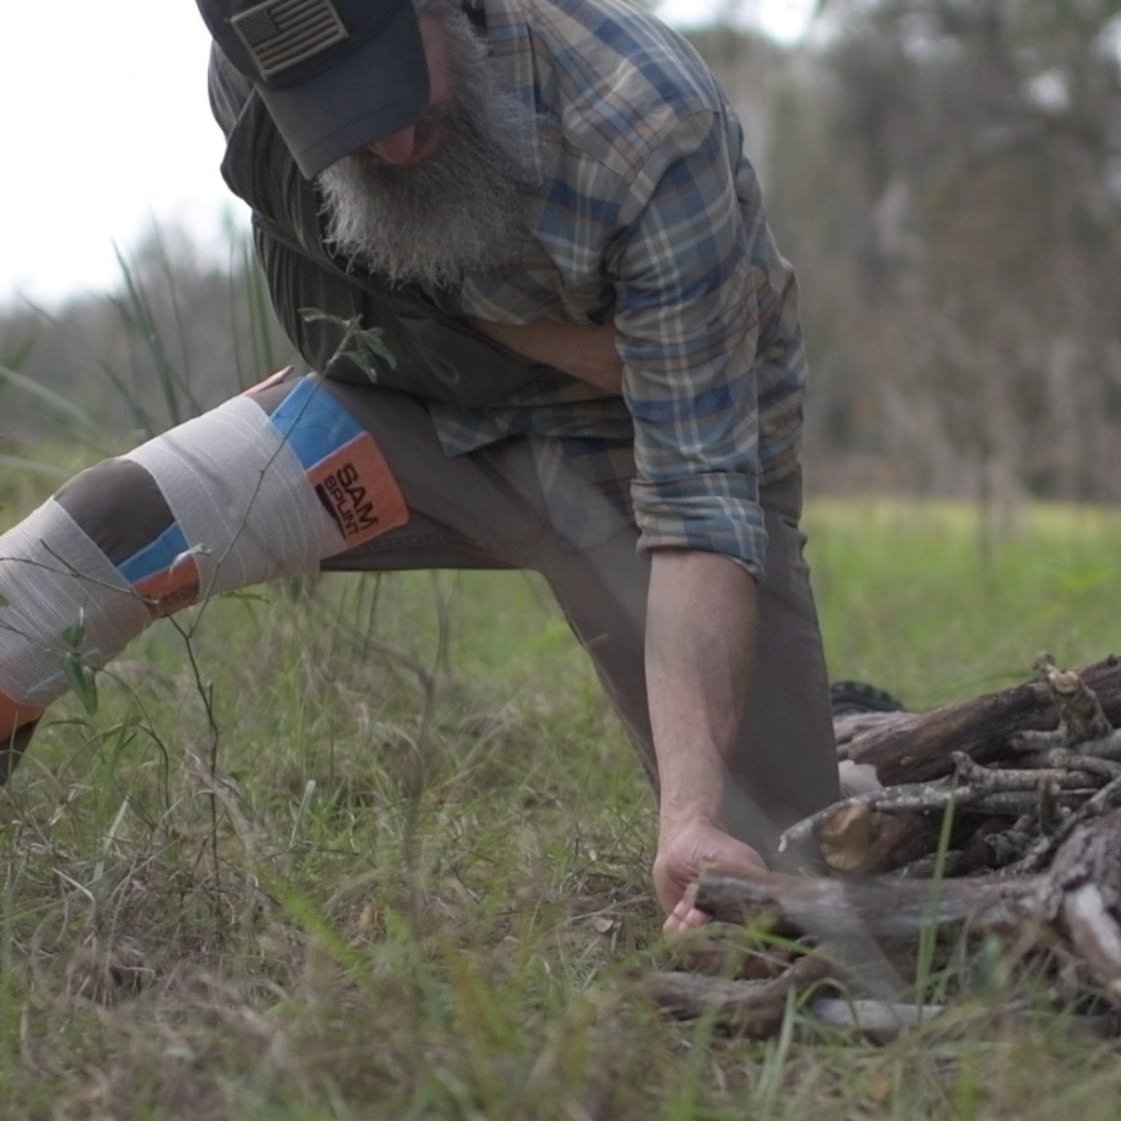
[[125, 396, 334, 598], [0, 499, 149, 705]]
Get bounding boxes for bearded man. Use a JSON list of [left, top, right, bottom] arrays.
[[0, 0, 840, 931]]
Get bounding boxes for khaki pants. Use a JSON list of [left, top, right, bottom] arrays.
[[6, 374, 839, 856], [305, 379, 841, 856]]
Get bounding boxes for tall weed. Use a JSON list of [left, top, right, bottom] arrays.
[[2, 257, 1121, 1119]]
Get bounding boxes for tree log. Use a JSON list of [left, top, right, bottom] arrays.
[[848, 656, 1121, 784], [652, 665, 1121, 1035], [647, 955, 838, 1038], [690, 865, 1040, 943], [818, 804, 946, 875], [689, 810, 1121, 1004]]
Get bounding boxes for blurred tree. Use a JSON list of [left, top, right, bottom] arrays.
[[4, 2, 1120, 513], [0, 220, 296, 456], [771, 0, 1121, 506]]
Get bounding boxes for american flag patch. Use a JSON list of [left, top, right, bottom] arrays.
[[231, 0, 349, 80]]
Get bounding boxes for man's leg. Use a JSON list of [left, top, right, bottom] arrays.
[[0, 374, 567, 779], [268, 380, 840, 855], [316, 383, 839, 855], [2, 373, 836, 857], [0, 376, 422, 775]]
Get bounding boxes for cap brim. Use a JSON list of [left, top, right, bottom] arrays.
[[259, 0, 429, 179]]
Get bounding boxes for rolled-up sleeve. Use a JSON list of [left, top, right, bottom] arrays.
[[611, 109, 768, 578]]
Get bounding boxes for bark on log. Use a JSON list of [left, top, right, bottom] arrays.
[[648, 955, 837, 1038], [690, 866, 1040, 942], [818, 804, 945, 875], [848, 656, 1121, 785], [689, 810, 1121, 1005], [650, 662, 1121, 1037]]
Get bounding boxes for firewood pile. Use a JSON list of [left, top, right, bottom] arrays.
[[650, 655, 1121, 1039]]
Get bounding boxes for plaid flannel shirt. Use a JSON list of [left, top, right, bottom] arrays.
[[427, 0, 808, 578], [210, 0, 810, 578]]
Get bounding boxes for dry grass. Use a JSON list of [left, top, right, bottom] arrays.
[[1, 503, 1121, 1119]]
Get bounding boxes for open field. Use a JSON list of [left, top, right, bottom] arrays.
[[2, 487, 1121, 1120], [809, 498, 1121, 706]]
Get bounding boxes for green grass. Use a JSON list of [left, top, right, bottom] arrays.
[[808, 497, 1121, 706], [3, 472, 1121, 1118]]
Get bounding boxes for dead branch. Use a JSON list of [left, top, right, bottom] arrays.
[[818, 804, 944, 876], [780, 776, 1092, 857], [1006, 775, 1121, 874], [647, 954, 839, 1038], [808, 995, 945, 1039], [652, 658, 1121, 1038], [689, 865, 1040, 943], [1040, 752, 1121, 779], [689, 811, 1121, 1005], [780, 779, 983, 855], [1032, 653, 1114, 742], [1013, 728, 1121, 761], [950, 752, 1107, 793], [832, 710, 915, 759], [807, 996, 1121, 1042], [847, 655, 1121, 784]]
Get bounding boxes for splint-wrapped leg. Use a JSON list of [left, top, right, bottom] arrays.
[[0, 376, 407, 762]]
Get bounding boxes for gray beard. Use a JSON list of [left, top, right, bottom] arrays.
[[316, 12, 541, 290]]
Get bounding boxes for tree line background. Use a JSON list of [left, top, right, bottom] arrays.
[[2, 0, 1119, 510]]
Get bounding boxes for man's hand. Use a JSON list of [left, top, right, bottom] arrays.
[[655, 817, 767, 935]]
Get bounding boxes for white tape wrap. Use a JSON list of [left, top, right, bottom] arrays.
[[0, 500, 150, 707], [0, 393, 345, 713], [125, 395, 337, 598]]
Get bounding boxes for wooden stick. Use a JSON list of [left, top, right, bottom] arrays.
[[648, 954, 838, 1038], [846, 656, 1121, 784], [818, 804, 944, 876], [780, 779, 1090, 855], [951, 752, 1108, 793], [689, 867, 1040, 942], [1007, 776, 1121, 873], [1035, 653, 1114, 743], [808, 996, 944, 1037]]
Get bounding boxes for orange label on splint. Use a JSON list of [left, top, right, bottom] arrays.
[[307, 432, 409, 548], [0, 686, 44, 744], [133, 554, 202, 619]]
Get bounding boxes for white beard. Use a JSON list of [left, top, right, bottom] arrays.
[[317, 8, 541, 290]]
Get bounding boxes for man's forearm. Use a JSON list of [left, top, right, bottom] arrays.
[[645, 548, 758, 830]]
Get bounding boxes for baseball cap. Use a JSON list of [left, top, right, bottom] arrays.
[[196, 0, 430, 178]]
